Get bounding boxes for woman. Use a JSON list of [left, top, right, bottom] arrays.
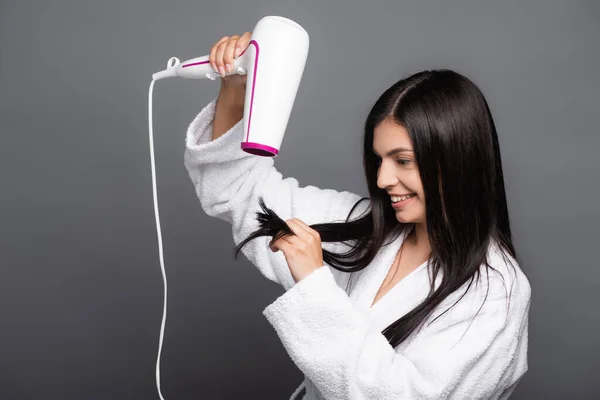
[[184, 32, 531, 399]]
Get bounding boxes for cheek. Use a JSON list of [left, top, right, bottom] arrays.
[[407, 174, 423, 195], [409, 175, 425, 204]]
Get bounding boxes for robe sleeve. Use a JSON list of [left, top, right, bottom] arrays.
[[183, 98, 367, 290], [262, 264, 531, 400]]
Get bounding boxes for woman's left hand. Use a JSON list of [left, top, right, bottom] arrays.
[[269, 218, 324, 283]]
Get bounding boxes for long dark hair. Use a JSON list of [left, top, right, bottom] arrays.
[[234, 69, 519, 349]]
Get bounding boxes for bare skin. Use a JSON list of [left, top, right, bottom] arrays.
[[371, 227, 432, 307], [371, 118, 433, 308]]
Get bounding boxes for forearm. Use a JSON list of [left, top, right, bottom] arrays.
[[212, 87, 245, 140]]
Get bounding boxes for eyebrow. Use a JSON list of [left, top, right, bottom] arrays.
[[372, 147, 414, 157]]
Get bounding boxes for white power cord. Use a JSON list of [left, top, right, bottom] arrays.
[[148, 79, 167, 400]]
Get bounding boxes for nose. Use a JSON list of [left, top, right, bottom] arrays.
[[376, 160, 399, 190]]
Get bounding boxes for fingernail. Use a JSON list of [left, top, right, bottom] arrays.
[[226, 63, 232, 73], [219, 66, 225, 77], [234, 48, 240, 58]]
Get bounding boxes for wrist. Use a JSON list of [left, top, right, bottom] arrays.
[[218, 85, 245, 107]]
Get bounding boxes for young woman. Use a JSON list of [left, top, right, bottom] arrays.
[[183, 32, 531, 399]]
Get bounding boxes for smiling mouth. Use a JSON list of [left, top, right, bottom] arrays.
[[391, 193, 416, 202]]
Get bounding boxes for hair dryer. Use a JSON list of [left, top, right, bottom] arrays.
[[152, 15, 310, 156]]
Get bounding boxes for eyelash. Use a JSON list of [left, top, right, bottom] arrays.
[[373, 157, 411, 166]]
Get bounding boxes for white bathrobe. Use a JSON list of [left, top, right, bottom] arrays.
[[183, 98, 531, 400]]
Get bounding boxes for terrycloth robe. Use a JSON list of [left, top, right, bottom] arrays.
[[183, 98, 531, 400]]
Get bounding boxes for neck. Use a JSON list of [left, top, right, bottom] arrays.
[[408, 222, 431, 253]]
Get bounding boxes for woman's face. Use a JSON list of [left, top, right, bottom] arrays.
[[373, 119, 426, 224]]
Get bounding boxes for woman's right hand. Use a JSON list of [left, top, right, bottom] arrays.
[[209, 32, 251, 91]]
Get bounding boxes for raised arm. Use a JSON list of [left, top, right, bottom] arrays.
[[184, 98, 367, 290]]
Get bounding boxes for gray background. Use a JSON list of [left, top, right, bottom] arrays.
[[1, 0, 598, 399]]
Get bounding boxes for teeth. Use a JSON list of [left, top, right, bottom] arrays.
[[391, 194, 415, 202]]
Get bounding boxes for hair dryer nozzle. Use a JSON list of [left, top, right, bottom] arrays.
[[152, 57, 181, 81], [152, 68, 177, 81]]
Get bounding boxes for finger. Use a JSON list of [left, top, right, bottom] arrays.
[[271, 220, 301, 245], [223, 35, 240, 73], [235, 31, 252, 58], [215, 38, 232, 76], [269, 231, 292, 252], [270, 234, 296, 252], [269, 221, 307, 249], [210, 36, 229, 73], [290, 218, 318, 238], [271, 237, 289, 253], [285, 220, 313, 242], [270, 218, 309, 252]]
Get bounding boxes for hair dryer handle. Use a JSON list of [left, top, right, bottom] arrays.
[[152, 55, 247, 81]]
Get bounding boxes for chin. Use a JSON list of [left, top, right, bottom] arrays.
[[394, 214, 413, 223], [395, 211, 423, 223]]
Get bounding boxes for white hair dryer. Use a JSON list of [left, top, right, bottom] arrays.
[[152, 15, 310, 156]]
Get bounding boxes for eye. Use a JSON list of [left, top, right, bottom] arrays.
[[372, 156, 412, 167]]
